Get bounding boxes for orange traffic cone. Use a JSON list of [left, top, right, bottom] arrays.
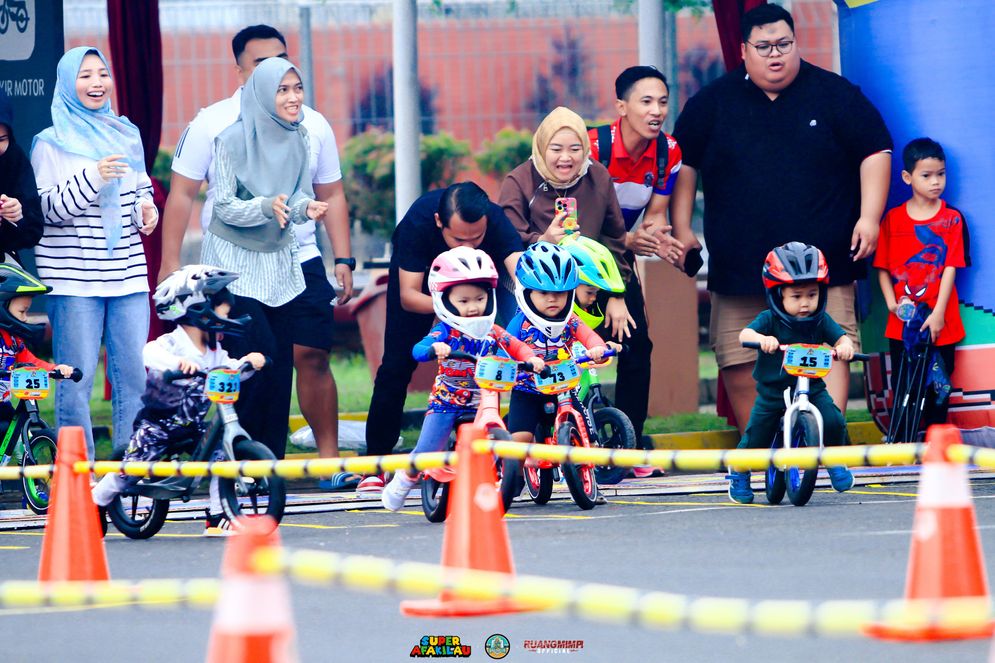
[[38, 426, 109, 582], [866, 424, 995, 641], [205, 516, 297, 663], [401, 424, 537, 617]]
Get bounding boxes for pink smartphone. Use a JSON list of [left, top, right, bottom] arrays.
[[554, 197, 578, 232]]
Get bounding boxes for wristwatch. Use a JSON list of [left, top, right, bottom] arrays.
[[334, 257, 357, 271]]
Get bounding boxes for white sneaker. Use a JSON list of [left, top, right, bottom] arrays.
[[381, 472, 417, 511]]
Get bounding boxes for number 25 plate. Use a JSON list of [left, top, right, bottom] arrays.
[[205, 368, 240, 403], [10, 367, 50, 400], [535, 358, 581, 395], [474, 356, 518, 392], [782, 344, 832, 379]]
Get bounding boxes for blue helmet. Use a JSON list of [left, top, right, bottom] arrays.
[[515, 241, 579, 292], [514, 242, 579, 338]]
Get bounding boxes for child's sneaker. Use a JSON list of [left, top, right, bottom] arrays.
[[827, 466, 854, 493], [356, 473, 387, 496], [204, 510, 237, 537], [381, 472, 417, 511], [726, 471, 754, 504]]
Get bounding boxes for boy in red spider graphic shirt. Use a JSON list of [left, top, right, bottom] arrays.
[[874, 137, 969, 429]]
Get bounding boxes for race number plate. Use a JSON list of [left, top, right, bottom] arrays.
[[535, 358, 581, 395], [473, 355, 518, 392], [10, 367, 50, 400], [782, 344, 833, 379], [205, 368, 240, 403]]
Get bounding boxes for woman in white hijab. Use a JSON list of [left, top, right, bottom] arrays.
[[203, 57, 327, 458]]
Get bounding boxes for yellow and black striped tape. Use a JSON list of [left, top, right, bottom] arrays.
[[0, 579, 219, 610], [2, 442, 991, 481], [473, 440, 926, 472], [253, 547, 993, 638]]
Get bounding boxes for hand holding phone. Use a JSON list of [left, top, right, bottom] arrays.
[[554, 197, 578, 235], [683, 248, 704, 277]]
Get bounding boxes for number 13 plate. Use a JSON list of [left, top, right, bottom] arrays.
[[782, 344, 832, 379], [205, 368, 240, 403]]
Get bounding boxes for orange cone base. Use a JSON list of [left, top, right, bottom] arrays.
[[863, 619, 995, 642], [400, 596, 538, 618], [207, 632, 296, 663]]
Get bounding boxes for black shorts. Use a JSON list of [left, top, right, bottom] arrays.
[[507, 389, 557, 435], [289, 257, 336, 351]]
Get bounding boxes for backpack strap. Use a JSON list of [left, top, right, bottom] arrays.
[[656, 133, 670, 186], [596, 124, 612, 170]]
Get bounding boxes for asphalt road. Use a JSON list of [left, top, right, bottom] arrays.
[[3, 477, 995, 662]]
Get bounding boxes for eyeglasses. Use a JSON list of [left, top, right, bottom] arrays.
[[747, 39, 795, 57]]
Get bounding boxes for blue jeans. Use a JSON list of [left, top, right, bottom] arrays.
[[411, 411, 461, 455], [48, 293, 149, 459]]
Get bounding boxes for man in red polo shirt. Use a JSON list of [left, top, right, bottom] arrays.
[[588, 65, 687, 461]]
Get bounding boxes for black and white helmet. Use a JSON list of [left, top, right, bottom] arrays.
[[153, 265, 249, 335]]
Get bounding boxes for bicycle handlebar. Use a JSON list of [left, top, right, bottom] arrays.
[[161, 356, 272, 384], [0, 367, 83, 382], [438, 349, 549, 377], [572, 344, 625, 365], [742, 341, 870, 362]]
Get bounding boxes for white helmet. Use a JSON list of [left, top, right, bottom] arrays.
[[427, 247, 498, 339], [153, 264, 249, 335]]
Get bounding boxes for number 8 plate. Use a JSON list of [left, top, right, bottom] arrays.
[[474, 356, 518, 392], [205, 368, 240, 403], [782, 344, 832, 379], [10, 367, 51, 400]]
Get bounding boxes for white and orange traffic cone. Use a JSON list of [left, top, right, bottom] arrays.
[[865, 424, 995, 641], [205, 516, 297, 662]]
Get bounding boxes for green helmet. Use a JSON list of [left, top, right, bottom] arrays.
[[560, 236, 625, 329], [560, 235, 625, 293], [0, 264, 51, 344]]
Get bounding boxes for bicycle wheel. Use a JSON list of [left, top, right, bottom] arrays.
[[765, 430, 786, 506], [21, 428, 56, 515], [591, 407, 636, 486], [557, 422, 598, 510], [108, 492, 171, 539], [524, 461, 553, 505], [219, 440, 286, 524], [785, 412, 819, 507], [493, 429, 523, 513], [104, 447, 170, 539]]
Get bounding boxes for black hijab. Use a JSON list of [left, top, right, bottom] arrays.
[[0, 89, 44, 257]]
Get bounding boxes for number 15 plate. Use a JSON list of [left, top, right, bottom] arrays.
[[782, 344, 832, 379]]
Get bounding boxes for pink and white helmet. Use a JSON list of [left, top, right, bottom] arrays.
[[428, 246, 498, 339]]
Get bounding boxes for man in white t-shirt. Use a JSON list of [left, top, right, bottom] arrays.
[[160, 25, 357, 487]]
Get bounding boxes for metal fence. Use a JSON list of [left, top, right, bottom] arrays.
[[63, 0, 838, 153]]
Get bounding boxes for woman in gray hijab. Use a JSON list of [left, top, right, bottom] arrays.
[[202, 57, 327, 458]]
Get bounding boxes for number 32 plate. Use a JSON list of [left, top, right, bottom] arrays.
[[782, 344, 832, 379], [205, 368, 240, 403]]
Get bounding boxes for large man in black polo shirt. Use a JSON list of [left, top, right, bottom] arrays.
[[670, 4, 892, 434], [362, 183, 523, 488]]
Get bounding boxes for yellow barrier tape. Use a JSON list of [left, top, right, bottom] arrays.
[[473, 440, 926, 471], [0, 441, 985, 481], [0, 579, 220, 609], [70, 452, 456, 480], [260, 547, 993, 638]]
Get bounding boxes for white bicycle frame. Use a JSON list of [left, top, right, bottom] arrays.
[[781, 374, 825, 450]]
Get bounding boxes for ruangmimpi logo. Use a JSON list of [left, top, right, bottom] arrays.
[[0, 0, 35, 61]]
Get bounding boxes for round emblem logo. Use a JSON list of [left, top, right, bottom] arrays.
[[484, 633, 510, 659]]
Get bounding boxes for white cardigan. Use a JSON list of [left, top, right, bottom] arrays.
[[31, 140, 153, 298]]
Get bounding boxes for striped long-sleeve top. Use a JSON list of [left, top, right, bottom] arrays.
[[200, 139, 307, 308], [30, 141, 152, 298]]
